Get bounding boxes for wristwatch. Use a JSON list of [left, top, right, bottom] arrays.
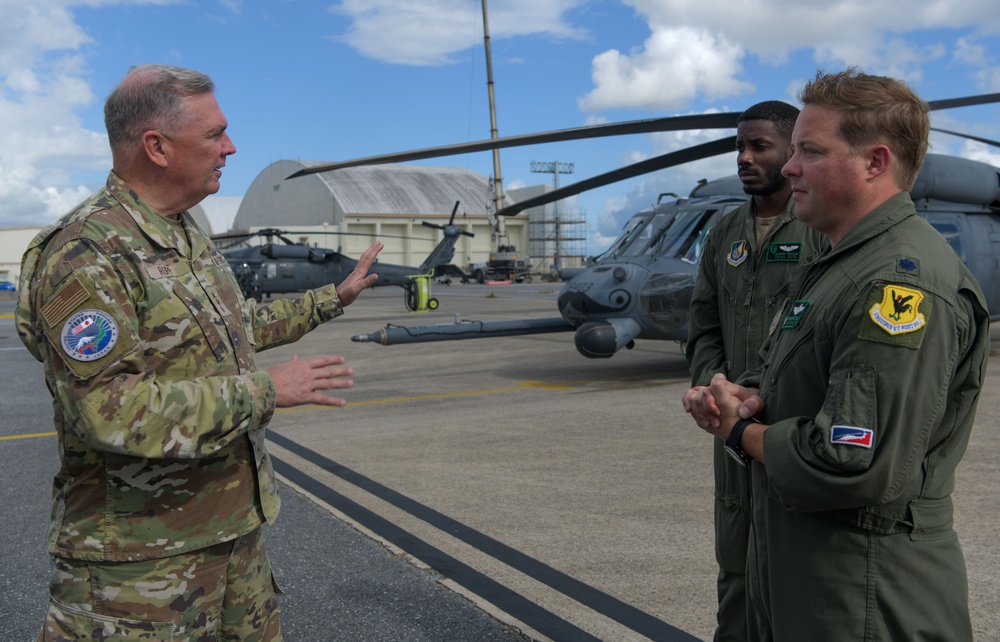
[[725, 417, 758, 467]]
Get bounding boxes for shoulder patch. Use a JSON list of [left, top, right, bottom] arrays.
[[60, 309, 119, 361], [40, 274, 137, 379], [859, 283, 931, 348], [727, 240, 748, 267], [831, 425, 874, 448], [41, 277, 89, 327]]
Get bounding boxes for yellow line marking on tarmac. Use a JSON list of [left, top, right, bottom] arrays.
[[1, 431, 56, 441], [0, 313, 14, 319]]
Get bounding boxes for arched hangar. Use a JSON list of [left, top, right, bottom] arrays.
[[231, 160, 529, 271]]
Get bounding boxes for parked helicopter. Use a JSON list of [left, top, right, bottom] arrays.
[[294, 92, 1000, 357], [217, 202, 473, 311]]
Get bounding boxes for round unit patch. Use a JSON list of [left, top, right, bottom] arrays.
[[60, 309, 119, 362]]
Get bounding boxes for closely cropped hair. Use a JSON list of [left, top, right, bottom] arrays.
[[799, 68, 929, 189], [737, 100, 800, 142], [105, 64, 215, 153]]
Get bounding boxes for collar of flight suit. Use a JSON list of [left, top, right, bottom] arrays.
[[105, 171, 209, 260]]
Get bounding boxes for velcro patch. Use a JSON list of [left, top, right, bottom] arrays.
[[831, 425, 874, 448], [766, 242, 802, 262], [41, 274, 136, 379], [60, 309, 119, 361], [727, 240, 748, 267], [41, 277, 89, 327], [781, 300, 810, 330], [859, 283, 930, 349]]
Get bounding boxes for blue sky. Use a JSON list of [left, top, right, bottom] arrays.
[[2, 0, 1000, 253]]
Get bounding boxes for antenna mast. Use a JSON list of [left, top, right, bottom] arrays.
[[481, 0, 509, 249]]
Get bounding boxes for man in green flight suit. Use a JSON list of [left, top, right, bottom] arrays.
[[16, 64, 383, 641], [684, 100, 825, 641], [687, 69, 989, 640]]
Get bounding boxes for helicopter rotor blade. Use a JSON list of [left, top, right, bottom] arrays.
[[211, 228, 417, 243], [286, 112, 742, 179], [926, 93, 1000, 111], [930, 127, 1000, 149], [498, 135, 737, 217]]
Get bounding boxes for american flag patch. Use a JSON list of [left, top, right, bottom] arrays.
[[831, 425, 874, 448]]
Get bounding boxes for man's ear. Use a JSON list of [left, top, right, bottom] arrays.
[[866, 144, 892, 181], [141, 131, 170, 168]]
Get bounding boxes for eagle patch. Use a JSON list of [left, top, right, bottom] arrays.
[[860, 283, 931, 348], [869, 284, 925, 335]]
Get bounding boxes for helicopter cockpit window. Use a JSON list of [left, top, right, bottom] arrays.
[[598, 213, 655, 260], [620, 212, 675, 258], [654, 209, 723, 263]]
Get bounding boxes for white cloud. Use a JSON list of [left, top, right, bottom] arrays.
[[579, 27, 753, 111], [579, 0, 1000, 115], [0, 6, 104, 226], [332, 0, 587, 66]]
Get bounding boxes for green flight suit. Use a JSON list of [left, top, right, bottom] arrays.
[[739, 192, 989, 641], [687, 197, 825, 641], [16, 171, 346, 563]]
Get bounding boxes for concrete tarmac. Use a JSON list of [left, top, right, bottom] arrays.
[[1, 283, 998, 641]]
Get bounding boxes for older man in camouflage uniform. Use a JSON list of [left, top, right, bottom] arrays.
[[16, 64, 383, 641]]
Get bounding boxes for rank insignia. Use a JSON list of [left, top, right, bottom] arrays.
[[781, 299, 810, 329], [896, 257, 919, 274], [60, 309, 119, 362], [869, 284, 925, 335], [727, 240, 749, 267], [766, 242, 802, 262]]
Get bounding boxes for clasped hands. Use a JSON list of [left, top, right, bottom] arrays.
[[682, 373, 764, 441]]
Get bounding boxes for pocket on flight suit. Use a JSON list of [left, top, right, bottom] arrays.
[[41, 597, 177, 641], [816, 365, 878, 471], [714, 441, 752, 571]]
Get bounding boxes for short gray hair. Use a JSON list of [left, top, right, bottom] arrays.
[[104, 64, 215, 153]]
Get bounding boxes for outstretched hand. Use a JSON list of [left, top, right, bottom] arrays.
[[336, 241, 383, 307], [268, 354, 356, 408]]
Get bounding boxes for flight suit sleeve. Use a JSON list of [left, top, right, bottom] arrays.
[[32, 239, 276, 461], [246, 283, 344, 352], [762, 277, 987, 513], [686, 225, 729, 387]]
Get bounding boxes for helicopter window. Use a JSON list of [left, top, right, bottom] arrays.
[[654, 209, 723, 262], [621, 212, 674, 257], [926, 219, 964, 260], [598, 213, 655, 260]]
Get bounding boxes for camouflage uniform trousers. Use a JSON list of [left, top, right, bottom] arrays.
[[36, 527, 282, 641]]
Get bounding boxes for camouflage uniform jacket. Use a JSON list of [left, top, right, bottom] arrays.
[[16, 172, 345, 562]]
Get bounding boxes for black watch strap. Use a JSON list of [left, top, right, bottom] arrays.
[[725, 417, 757, 467]]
